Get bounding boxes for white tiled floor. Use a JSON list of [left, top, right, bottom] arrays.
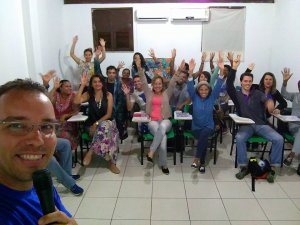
[[56, 131, 300, 225]]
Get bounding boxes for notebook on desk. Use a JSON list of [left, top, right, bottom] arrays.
[[174, 111, 192, 120], [229, 113, 255, 124], [275, 115, 300, 122], [132, 112, 150, 123]]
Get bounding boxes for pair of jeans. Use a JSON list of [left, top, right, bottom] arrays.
[[192, 127, 214, 164], [148, 119, 172, 167], [47, 138, 75, 189], [289, 124, 300, 154], [236, 125, 283, 166]]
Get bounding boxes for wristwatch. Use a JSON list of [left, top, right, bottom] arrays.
[[95, 121, 99, 126]]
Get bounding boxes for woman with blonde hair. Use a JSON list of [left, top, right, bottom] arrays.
[[137, 58, 183, 175]]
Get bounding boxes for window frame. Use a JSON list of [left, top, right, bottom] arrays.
[[92, 7, 134, 52]]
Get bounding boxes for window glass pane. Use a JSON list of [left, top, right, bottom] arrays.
[[92, 8, 133, 51]]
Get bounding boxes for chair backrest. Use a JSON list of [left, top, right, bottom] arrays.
[[277, 108, 292, 134]]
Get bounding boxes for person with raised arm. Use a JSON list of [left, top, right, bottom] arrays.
[[252, 72, 287, 119], [280, 68, 300, 173], [70, 35, 106, 79], [137, 56, 179, 175], [73, 74, 120, 174], [46, 76, 80, 151], [187, 52, 225, 173], [226, 55, 283, 182], [132, 52, 154, 84]]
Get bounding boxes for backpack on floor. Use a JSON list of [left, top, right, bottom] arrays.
[[248, 157, 271, 179]]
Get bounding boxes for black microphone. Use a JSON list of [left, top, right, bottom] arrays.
[[32, 169, 55, 215]]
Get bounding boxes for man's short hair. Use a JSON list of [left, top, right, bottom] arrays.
[[133, 75, 140, 81], [240, 72, 254, 82], [0, 79, 47, 97], [106, 65, 117, 73]]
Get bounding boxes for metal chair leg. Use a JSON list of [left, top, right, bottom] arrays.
[[141, 136, 144, 165]]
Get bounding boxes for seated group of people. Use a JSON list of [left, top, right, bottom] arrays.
[[44, 36, 300, 186], [1, 37, 300, 224]]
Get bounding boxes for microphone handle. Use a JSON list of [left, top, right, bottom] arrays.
[[36, 188, 56, 215]]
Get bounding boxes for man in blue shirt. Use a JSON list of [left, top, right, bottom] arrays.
[[0, 79, 77, 224]]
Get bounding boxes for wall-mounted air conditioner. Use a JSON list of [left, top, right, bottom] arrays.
[[171, 8, 210, 22], [136, 9, 168, 21]]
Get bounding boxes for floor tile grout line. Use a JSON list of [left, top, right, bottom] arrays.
[[181, 163, 192, 223], [210, 165, 231, 222], [109, 147, 129, 224], [73, 161, 98, 218]]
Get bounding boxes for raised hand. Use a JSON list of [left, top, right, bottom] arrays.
[[72, 35, 78, 43], [232, 55, 241, 70], [227, 52, 234, 62], [41, 70, 56, 86], [171, 48, 176, 59], [81, 72, 88, 86], [178, 59, 186, 72], [121, 83, 130, 95], [99, 38, 105, 47], [94, 45, 102, 58], [217, 51, 224, 71], [209, 52, 215, 61], [117, 61, 125, 70], [201, 52, 207, 63], [247, 63, 255, 71], [281, 67, 293, 82], [189, 58, 196, 74], [135, 57, 142, 70], [53, 77, 61, 90], [148, 48, 156, 59]]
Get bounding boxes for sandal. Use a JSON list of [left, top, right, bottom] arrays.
[[199, 165, 206, 174], [191, 162, 198, 168], [266, 170, 276, 183], [235, 167, 249, 180], [191, 158, 199, 168], [83, 150, 93, 166], [283, 153, 294, 167], [162, 167, 170, 175], [146, 154, 153, 164]]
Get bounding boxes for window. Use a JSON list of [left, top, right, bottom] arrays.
[[92, 8, 133, 51]]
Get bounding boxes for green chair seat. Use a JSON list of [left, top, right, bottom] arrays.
[[182, 129, 219, 164], [183, 130, 218, 139], [247, 135, 268, 144], [183, 130, 193, 139], [140, 128, 176, 165], [283, 132, 295, 143], [143, 129, 175, 140], [81, 132, 90, 141], [234, 135, 270, 168], [170, 118, 177, 125]]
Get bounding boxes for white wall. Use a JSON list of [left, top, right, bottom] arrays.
[[61, 0, 300, 92], [0, 0, 29, 84], [270, 0, 300, 91], [1, 0, 299, 93], [0, 0, 63, 84]]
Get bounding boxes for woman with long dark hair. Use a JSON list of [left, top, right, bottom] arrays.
[[132, 52, 154, 83], [74, 74, 120, 174], [253, 72, 287, 117]]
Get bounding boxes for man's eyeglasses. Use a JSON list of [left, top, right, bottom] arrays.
[[0, 121, 59, 136]]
